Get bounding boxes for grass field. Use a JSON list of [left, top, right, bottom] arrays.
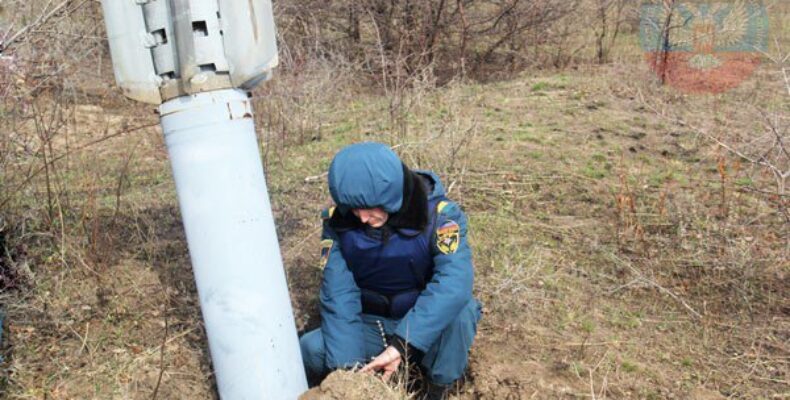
[[1, 29, 788, 400]]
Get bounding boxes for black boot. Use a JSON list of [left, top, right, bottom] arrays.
[[423, 382, 450, 400]]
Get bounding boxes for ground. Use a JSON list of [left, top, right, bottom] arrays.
[[299, 370, 407, 400], [1, 61, 787, 399]]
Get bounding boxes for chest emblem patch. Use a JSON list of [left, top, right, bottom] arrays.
[[319, 239, 333, 269], [436, 220, 461, 254]]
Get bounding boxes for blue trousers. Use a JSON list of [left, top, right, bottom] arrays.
[[300, 299, 481, 386]]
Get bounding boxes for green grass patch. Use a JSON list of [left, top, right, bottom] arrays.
[[526, 151, 544, 160], [580, 319, 596, 334], [331, 121, 356, 135], [621, 360, 638, 373], [582, 160, 610, 179], [735, 177, 754, 187], [571, 362, 587, 376], [514, 129, 545, 144], [610, 309, 644, 330], [531, 81, 551, 92]]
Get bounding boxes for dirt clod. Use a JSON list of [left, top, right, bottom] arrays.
[[299, 370, 405, 400]]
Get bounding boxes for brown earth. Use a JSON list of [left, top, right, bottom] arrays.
[[468, 338, 587, 399], [299, 370, 406, 400]]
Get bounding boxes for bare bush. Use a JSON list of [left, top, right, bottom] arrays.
[[0, 0, 138, 301], [593, 0, 630, 64], [1, 0, 111, 214], [274, 0, 582, 84]]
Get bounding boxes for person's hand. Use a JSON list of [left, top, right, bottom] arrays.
[[359, 345, 401, 381]]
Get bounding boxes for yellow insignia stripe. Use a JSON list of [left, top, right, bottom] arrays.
[[321, 206, 336, 220], [437, 201, 449, 214], [319, 239, 333, 270]]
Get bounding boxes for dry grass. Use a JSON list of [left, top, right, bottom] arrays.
[[3, 64, 788, 398]]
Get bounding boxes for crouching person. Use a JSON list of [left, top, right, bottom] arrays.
[[299, 142, 481, 399]]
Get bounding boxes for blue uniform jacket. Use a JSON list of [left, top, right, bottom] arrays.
[[318, 171, 474, 369]]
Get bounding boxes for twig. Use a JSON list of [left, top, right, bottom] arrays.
[[649, 280, 702, 319], [112, 136, 145, 222], [134, 327, 197, 360], [151, 302, 170, 400], [0, 121, 159, 211], [1, 0, 72, 52], [283, 225, 322, 260], [67, 321, 91, 356], [564, 340, 633, 347], [152, 251, 172, 400], [608, 253, 702, 319], [304, 171, 328, 183]]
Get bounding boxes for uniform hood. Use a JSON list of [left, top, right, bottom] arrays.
[[328, 142, 405, 214], [414, 170, 446, 201], [327, 143, 448, 234]]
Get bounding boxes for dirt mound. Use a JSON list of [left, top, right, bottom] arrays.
[[299, 370, 406, 400]]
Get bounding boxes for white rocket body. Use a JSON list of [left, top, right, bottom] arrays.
[[100, 1, 308, 398]]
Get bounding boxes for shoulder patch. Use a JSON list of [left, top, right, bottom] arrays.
[[319, 239, 333, 269], [436, 220, 460, 254], [321, 207, 336, 220], [437, 201, 450, 214]]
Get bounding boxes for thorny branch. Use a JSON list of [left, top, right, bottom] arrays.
[[0, 0, 85, 53]]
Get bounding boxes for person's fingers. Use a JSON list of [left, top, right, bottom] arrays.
[[360, 360, 379, 373], [382, 369, 394, 381], [361, 356, 387, 373], [359, 347, 401, 376]]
